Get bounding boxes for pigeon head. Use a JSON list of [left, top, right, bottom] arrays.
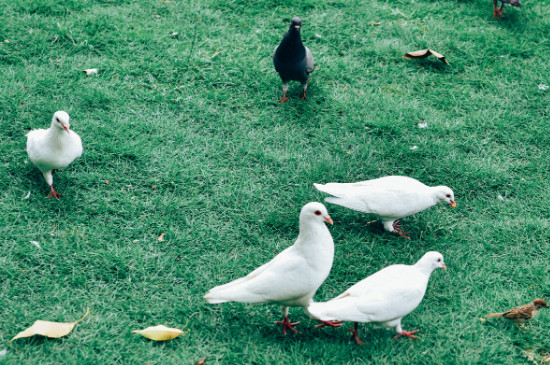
[[290, 17, 302, 32], [434, 186, 456, 208], [416, 251, 446, 272], [300, 202, 333, 225], [533, 299, 548, 309], [52, 111, 71, 133]]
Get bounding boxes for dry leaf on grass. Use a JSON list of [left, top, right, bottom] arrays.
[[158, 233, 165, 242], [132, 312, 199, 341], [10, 308, 89, 342], [132, 325, 186, 341], [403, 49, 449, 65]]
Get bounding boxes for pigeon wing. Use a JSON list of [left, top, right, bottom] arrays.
[[204, 245, 312, 304], [305, 46, 315, 74]]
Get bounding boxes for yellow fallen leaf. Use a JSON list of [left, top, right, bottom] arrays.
[[132, 325, 185, 341], [403, 49, 449, 65], [158, 233, 165, 242], [10, 308, 89, 342]]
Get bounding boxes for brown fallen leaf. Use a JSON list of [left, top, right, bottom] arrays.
[[403, 49, 449, 65], [10, 308, 89, 342], [132, 325, 186, 341], [196, 357, 207, 365]]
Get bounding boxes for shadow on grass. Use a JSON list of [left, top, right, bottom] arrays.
[[403, 59, 450, 73]]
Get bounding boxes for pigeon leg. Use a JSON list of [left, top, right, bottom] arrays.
[[279, 83, 290, 104], [300, 82, 309, 100], [315, 320, 343, 328], [46, 185, 62, 200], [493, 0, 503, 17], [275, 306, 299, 334], [396, 329, 420, 339], [275, 316, 299, 334], [348, 322, 365, 345], [392, 221, 411, 240]]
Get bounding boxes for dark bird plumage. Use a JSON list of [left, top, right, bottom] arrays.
[[493, 0, 521, 18], [273, 17, 315, 103]]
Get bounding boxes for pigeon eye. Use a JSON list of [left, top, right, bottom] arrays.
[[445, 194, 451, 198], [55, 118, 60, 123], [437, 258, 441, 262], [314, 210, 322, 216]]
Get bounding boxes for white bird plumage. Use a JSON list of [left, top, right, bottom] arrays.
[[26, 111, 83, 199], [204, 202, 336, 334], [309, 251, 446, 344], [314, 176, 456, 238]]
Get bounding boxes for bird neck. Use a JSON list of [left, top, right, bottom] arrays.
[[428, 187, 446, 204], [414, 261, 436, 277], [46, 126, 70, 144], [279, 31, 305, 55], [296, 220, 330, 246]]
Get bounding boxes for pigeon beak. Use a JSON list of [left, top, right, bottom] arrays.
[[324, 216, 333, 225], [450, 200, 456, 208], [442, 263, 447, 270], [294, 25, 301, 29], [62, 124, 70, 133]]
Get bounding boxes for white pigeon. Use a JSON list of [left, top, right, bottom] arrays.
[[26, 111, 83, 199], [314, 176, 456, 239], [309, 251, 446, 344], [204, 202, 340, 334]]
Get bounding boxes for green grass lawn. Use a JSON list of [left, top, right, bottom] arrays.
[[1, 0, 549, 363]]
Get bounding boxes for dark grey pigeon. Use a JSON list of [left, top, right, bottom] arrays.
[[273, 17, 315, 103], [493, 0, 521, 18]]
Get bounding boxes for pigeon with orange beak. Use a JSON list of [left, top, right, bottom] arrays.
[[204, 202, 339, 334], [314, 176, 456, 239], [310, 251, 447, 344], [26, 111, 83, 199]]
